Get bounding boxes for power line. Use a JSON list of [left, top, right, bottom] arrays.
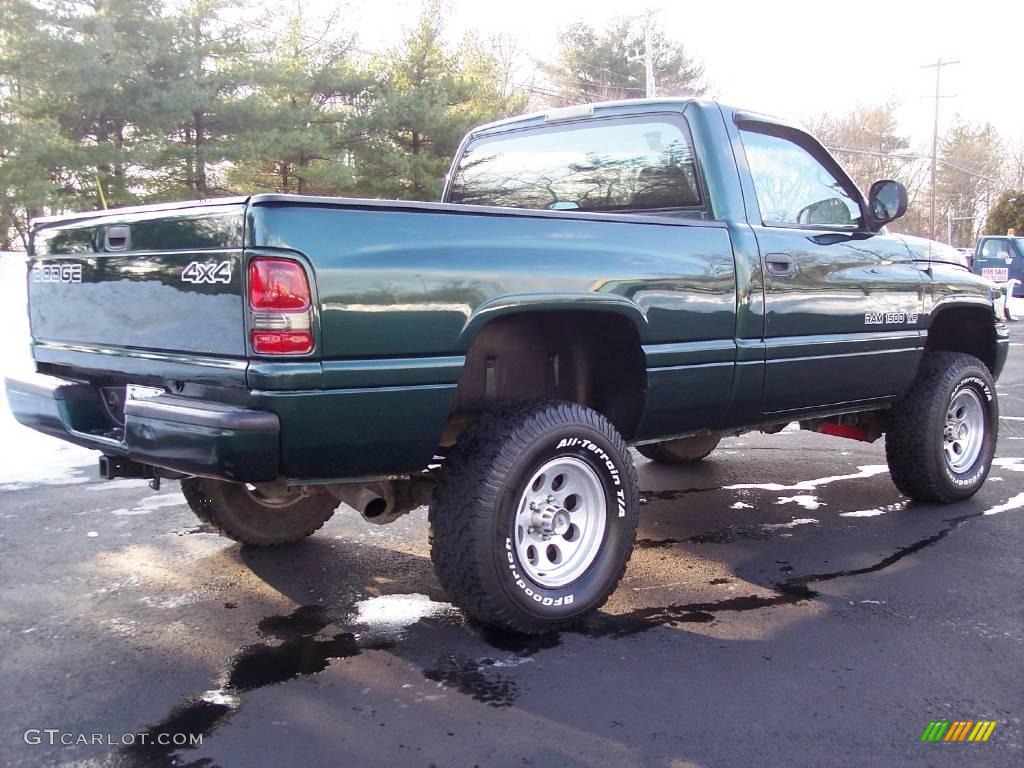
[[827, 145, 1000, 184]]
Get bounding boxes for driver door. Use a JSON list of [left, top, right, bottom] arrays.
[[736, 122, 926, 414]]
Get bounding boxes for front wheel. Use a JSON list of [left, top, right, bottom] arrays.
[[430, 401, 640, 634], [885, 352, 998, 503], [181, 477, 339, 546]]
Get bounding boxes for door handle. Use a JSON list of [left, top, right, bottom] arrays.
[[764, 253, 795, 276]]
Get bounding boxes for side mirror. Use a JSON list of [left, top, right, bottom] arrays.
[[867, 179, 908, 229]]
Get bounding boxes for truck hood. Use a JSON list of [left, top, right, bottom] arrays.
[[896, 233, 970, 269]]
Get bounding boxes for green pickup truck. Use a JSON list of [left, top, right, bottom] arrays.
[[7, 99, 1009, 633]]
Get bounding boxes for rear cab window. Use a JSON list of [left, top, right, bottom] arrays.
[[448, 116, 706, 217]]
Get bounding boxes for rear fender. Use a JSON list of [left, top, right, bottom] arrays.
[[458, 293, 648, 352]]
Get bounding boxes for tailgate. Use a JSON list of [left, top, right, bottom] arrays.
[[28, 200, 248, 360]]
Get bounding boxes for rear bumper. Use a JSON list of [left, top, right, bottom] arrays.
[[5, 373, 279, 481]]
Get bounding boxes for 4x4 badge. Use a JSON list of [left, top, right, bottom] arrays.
[[181, 260, 231, 285]]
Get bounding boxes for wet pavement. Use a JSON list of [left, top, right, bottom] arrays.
[[2, 352, 1024, 767]]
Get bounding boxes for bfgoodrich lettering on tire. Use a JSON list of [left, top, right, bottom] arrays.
[[886, 352, 998, 503], [430, 401, 640, 634]]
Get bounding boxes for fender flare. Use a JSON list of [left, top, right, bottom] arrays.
[[925, 295, 995, 328], [456, 293, 649, 352]]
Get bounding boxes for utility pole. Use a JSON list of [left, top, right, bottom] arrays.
[[921, 57, 959, 240], [644, 11, 655, 98], [947, 212, 975, 246]]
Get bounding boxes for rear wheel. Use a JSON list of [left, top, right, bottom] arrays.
[[180, 477, 339, 546], [430, 401, 639, 634], [885, 352, 997, 503], [636, 433, 721, 464]]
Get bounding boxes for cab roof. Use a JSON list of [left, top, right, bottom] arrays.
[[468, 98, 798, 140]]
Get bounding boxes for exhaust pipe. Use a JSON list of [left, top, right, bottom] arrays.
[[333, 484, 394, 522], [327, 479, 433, 525]]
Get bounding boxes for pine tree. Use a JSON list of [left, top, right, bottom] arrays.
[[148, 0, 254, 198], [540, 19, 707, 105], [986, 190, 1024, 236], [224, 2, 371, 196], [355, 1, 525, 200]]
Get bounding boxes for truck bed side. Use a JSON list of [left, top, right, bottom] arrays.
[[246, 197, 738, 477]]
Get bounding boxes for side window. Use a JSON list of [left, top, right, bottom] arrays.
[[982, 239, 1012, 260], [739, 127, 861, 228], [980, 239, 1002, 259], [449, 117, 703, 213]]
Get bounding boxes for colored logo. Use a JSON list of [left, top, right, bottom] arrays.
[[921, 721, 997, 742]]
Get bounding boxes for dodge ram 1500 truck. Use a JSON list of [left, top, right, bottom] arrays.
[[7, 99, 1009, 634]]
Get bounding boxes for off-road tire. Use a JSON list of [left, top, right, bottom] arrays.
[[180, 477, 339, 546], [430, 401, 640, 634], [885, 352, 998, 503], [636, 433, 721, 464]]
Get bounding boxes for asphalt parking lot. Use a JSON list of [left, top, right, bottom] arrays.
[[2, 351, 1023, 768]]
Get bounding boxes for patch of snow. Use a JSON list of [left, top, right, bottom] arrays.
[[730, 501, 753, 510], [841, 508, 885, 518], [776, 494, 822, 510], [351, 593, 455, 632], [486, 656, 534, 668], [983, 492, 1024, 516], [0, 253, 96, 488], [201, 689, 240, 708], [726, 464, 889, 492], [992, 457, 1024, 472], [109, 492, 186, 516], [762, 517, 818, 530], [840, 500, 909, 518], [87, 478, 150, 492]]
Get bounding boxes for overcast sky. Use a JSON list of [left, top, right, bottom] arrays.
[[327, 0, 1022, 150]]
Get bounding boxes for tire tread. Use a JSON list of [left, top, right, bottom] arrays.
[[180, 477, 337, 546]]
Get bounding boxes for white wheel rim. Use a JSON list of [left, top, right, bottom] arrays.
[[513, 457, 607, 589], [944, 388, 985, 474]]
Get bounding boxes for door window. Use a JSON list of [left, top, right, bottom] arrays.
[[739, 128, 861, 229]]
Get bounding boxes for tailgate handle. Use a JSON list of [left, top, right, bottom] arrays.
[[104, 224, 131, 252]]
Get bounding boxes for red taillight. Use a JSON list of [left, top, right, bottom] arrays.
[[249, 258, 311, 310], [248, 257, 313, 355]]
